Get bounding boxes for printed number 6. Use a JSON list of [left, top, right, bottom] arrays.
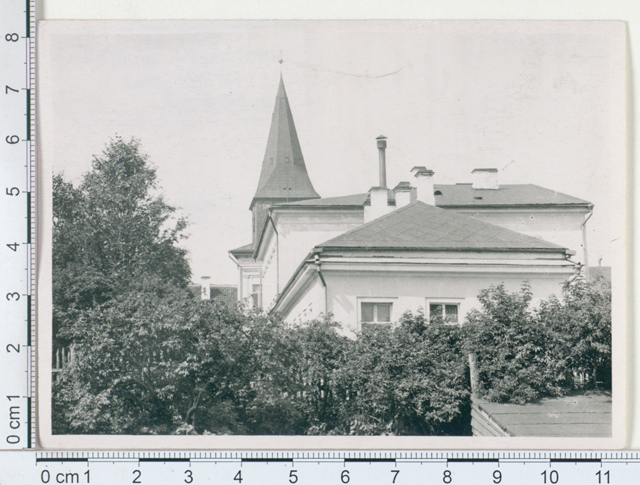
[[341, 470, 350, 483]]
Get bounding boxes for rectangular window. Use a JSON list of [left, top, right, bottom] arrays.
[[361, 302, 392, 324], [251, 284, 261, 309], [429, 303, 459, 324]]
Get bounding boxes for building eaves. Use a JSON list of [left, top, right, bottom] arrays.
[[274, 193, 369, 209]]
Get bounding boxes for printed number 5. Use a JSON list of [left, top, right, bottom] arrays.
[[289, 469, 298, 483]]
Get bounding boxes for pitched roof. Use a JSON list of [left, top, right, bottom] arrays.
[[272, 183, 590, 211], [473, 393, 611, 437], [251, 77, 319, 206], [229, 242, 254, 257], [434, 184, 591, 207], [318, 201, 566, 252]]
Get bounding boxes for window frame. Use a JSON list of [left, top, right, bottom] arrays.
[[426, 297, 464, 325], [357, 297, 397, 331]]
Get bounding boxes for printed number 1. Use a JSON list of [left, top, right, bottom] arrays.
[[596, 470, 610, 484]]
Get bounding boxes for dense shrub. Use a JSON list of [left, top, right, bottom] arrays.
[[332, 313, 471, 436], [463, 279, 611, 404]]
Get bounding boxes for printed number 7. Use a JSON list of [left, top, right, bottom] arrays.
[[391, 470, 400, 483]]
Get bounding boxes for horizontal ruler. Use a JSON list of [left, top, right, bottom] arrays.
[[1, 451, 639, 484]]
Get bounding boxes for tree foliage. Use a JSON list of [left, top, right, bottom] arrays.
[[53, 137, 190, 347], [52, 137, 611, 434], [463, 279, 611, 404], [332, 314, 471, 435]]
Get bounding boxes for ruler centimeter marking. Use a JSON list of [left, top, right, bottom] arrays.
[[0, 0, 36, 450], [0, 451, 637, 484]]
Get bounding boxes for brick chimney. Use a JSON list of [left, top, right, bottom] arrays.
[[411, 166, 435, 205], [472, 168, 499, 190], [393, 181, 412, 208]]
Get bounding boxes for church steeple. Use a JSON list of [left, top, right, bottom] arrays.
[[250, 77, 320, 244], [252, 77, 319, 207]]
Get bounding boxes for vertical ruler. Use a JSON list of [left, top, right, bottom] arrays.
[[0, 0, 36, 450]]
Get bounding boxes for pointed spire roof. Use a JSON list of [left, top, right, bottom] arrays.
[[251, 77, 320, 207]]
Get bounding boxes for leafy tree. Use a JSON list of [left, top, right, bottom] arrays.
[[464, 279, 611, 404], [463, 284, 570, 404], [537, 277, 612, 390], [54, 280, 254, 435], [333, 313, 471, 435], [53, 137, 190, 347]]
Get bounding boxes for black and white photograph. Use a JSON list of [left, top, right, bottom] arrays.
[[38, 20, 626, 448]]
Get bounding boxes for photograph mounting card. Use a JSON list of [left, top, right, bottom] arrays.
[[37, 20, 626, 449]]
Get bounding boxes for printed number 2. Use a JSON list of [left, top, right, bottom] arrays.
[[133, 469, 141, 483]]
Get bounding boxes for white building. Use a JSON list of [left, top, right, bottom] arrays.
[[229, 78, 592, 335]]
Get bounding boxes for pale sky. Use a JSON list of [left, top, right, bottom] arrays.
[[39, 20, 626, 285]]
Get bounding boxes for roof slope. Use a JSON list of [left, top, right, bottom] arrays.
[[474, 393, 611, 437], [229, 242, 254, 257], [434, 184, 591, 207], [273, 183, 590, 211], [251, 77, 319, 205], [318, 201, 566, 251]]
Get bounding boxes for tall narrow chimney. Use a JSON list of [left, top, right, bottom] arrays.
[[376, 135, 387, 189], [411, 166, 435, 205]]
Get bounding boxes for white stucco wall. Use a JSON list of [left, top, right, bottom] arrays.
[[453, 208, 589, 264], [283, 275, 326, 326], [324, 270, 571, 335], [272, 209, 363, 290]]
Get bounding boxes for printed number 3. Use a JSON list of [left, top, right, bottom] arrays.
[[185, 470, 193, 483]]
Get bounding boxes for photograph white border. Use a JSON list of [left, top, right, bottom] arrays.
[[35, 3, 633, 450]]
